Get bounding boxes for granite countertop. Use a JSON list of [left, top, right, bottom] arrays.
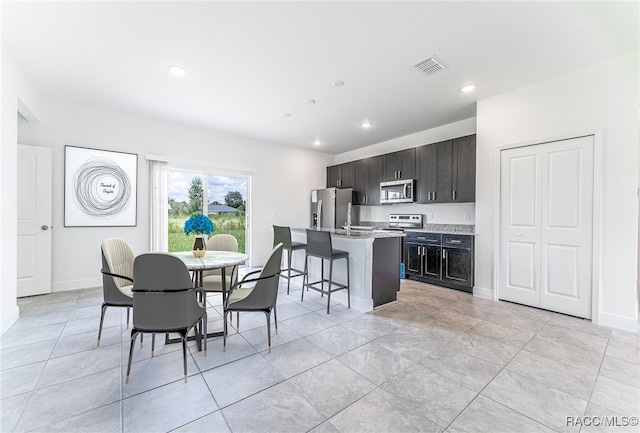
[[291, 227, 405, 239], [361, 222, 476, 236]]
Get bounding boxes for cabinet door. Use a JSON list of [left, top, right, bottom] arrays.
[[452, 135, 476, 202], [340, 162, 354, 188], [404, 243, 422, 274], [327, 165, 340, 188], [353, 159, 369, 205], [416, 143, 437, 203], [399, 148, 416, 179], [367, 155, 383, 204], [423, 245, 441, 278], [442, 247, 473, 287], [382, 151, 400, 181], [434, 140, 452, 203]]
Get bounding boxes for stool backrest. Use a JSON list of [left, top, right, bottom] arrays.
[[305, 229, 333, 258], [273, 225, 293, 249]]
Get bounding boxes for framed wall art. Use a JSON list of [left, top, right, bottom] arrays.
[[64, 145, 138, 227]]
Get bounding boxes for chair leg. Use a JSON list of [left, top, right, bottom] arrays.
[[126, 331, 138, 384], [126, 307, 130, 329], [151, 334, 156, 357], [203, 313, 208, 357], [180, 330, 188, 383], [265, 311, 272, 352], [301, 255, 308, 302], [287, 249, 292, 294], [97, 303, 108, 346], [346, 256, 351, 309], [327, 260, 333, 314], [223, 310, 229, 352], [320, 259, 324, 297], [140, 333, 144, 349], [274, 305, 278, 335]]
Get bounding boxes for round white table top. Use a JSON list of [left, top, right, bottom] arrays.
[[172, 250, 249, 270]]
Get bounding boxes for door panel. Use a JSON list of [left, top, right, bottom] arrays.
[[540, 136, 593, 317], [500, 146, 541, 307], [17, 145, 52, 297]]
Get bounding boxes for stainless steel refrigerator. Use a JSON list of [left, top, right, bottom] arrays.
[[310, 188, 359, 229]]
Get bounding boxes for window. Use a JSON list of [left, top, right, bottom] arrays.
[[168, 168, 247, 253]]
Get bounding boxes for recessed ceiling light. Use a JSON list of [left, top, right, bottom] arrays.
[[460, 84, 477, 93], [168, 65, 187, 76], [361, 120, 373, 129], [313, 139, 322, 146], [283, 113, 292, 118], [305, 99, 316, 105], [332, 80, 344, 87]]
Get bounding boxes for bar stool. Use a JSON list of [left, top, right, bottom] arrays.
[[273, 225, 306, 294], [302, 229, 350, 314]]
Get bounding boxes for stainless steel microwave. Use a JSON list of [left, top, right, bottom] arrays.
[[380, 179, 415, 204]]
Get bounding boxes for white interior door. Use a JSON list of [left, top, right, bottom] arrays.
[[499, 136, 594, 319], [500, 145, 542, 307], [540, 137, 593, 317], [17, 144, 52, 297]]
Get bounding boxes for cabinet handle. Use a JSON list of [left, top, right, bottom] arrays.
[[443, 249, 447, 259], [432, 192, 436, 201], [449, 240, 462, 244], [453, 190, 457, 200]]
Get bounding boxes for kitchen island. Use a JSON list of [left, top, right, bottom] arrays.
[[291, 228, 404, 312]]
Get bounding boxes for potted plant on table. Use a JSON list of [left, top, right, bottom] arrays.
[[184, 213, 214, 257]]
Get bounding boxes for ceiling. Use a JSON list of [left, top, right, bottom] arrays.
[[3, 1, 638, 154]]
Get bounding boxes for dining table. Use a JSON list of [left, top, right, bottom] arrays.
[[168, 250, 249, 348]]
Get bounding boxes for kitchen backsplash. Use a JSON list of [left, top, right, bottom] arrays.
[[357, 202, 475, 225], [360, 220, 475, 234]]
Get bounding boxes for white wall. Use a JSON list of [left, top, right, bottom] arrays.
[[16, 97, 332, 294], [476, 51, 639, 331], [334, 118, 477, 225], [1, 39, 42, 333]]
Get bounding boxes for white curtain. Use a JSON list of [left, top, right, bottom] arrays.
[[149, 160, 169, 252]]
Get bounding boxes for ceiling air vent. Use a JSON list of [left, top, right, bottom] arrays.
[[414, 56, 447, 76]]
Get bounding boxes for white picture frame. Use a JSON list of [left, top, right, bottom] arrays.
[[64, 145, 138, 227]]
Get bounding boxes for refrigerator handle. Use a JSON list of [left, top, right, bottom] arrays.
[[317, 199, 322, 230]]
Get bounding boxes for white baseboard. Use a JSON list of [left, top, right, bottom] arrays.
[[473, 286, 494, 300], [598, 311, 639, 333], [1, 305, 20, 335], [52, 277, 101, 293]]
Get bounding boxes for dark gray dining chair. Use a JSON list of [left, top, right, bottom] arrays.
[[126, 253, 207, 384], [98, 238, 135, 346], [302, 229, 350, 314], [223, 243, 283, 352], [273, 225, 306, 294]]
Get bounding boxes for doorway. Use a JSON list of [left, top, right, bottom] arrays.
[[498, 135, 595, 319]]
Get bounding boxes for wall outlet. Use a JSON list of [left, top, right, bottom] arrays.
[[464, 212, 471, 221], [427, 212, 434, 220]]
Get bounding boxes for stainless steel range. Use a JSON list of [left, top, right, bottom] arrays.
[[388, 214, 423, 230]]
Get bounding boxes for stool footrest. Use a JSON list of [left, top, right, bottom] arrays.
[[305, 279, 349, 294]]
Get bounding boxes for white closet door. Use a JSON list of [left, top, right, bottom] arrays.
[[499, 145, 542, 307], [499, 136, 594, 319], [540, 136, 593, 317]]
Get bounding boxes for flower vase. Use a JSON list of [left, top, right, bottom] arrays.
[[192, 235, 207, 258]]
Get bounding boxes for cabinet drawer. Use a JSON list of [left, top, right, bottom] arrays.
[[405, 232, 441, 244], [442, 234, 472, 249]]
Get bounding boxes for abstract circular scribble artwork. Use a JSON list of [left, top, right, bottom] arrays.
[[72, 157, 132, 217]]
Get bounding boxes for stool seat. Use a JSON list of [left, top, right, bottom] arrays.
[[302, 229, 350, 314], [273, 225, 306, 294]]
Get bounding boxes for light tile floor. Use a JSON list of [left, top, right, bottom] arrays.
[[1, 278, 639, 433]]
